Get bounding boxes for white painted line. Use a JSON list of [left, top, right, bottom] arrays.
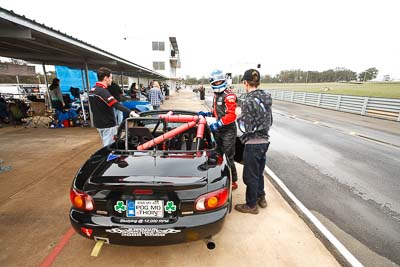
[[265, 165, 364, 267]]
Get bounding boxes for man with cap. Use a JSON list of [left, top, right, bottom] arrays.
[[199, 69, 239, 190], [235, 69, 273, 214]]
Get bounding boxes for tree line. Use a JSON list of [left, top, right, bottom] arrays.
[[184, 67, 379, 85], [0, 61, 380, 85]]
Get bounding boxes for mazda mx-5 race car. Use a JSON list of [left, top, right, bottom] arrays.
[[69, 110, 235, 249]]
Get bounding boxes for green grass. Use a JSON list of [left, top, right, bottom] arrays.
[[234, 82, 400, 98]]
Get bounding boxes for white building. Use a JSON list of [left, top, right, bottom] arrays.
[[124, 36, 181, 92]]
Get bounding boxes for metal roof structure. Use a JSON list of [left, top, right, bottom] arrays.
[[0, 7, 167, 79]]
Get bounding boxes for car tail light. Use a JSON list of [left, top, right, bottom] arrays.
[[195, 188, 229, 211], [70, 188, 94, 211]]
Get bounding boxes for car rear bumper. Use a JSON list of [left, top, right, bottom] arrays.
[[70, 207, 228, 246]]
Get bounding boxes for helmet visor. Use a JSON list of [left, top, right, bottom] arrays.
[[212, 80, 224, 86]]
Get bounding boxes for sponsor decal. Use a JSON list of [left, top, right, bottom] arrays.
[[126, 200, 135, 217], [114, 201, 127, 213], [164, 201, 177, 214], [119, 218, 169, 224], [106, 228, 181, 237]]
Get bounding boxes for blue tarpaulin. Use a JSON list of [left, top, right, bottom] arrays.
[[55, 66, 97, 97]]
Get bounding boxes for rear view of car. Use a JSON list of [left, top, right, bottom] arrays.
[[69, 110, 233, 248]]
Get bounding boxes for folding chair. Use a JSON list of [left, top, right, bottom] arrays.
[[24, 102, 53, 128]]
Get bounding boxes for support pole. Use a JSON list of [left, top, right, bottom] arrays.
[[80, 69, 88, 124], [120, 72, 123, 91], [138, 72, 141, 99], [84, 62, 94, 127], [80, 69, 86, 91], [42, 63, 52, 109]]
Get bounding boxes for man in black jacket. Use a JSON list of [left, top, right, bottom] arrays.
[[89, 67, 139, 147], [108, 81, 124, 125], [235, 69, 273, 214]]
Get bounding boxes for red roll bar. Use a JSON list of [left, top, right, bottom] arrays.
[[135, 111, 207, 151]]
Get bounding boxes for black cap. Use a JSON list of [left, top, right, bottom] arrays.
[[241, 69, 260, 82]]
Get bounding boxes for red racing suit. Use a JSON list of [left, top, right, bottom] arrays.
[[212, 88, 237, 125], [212, 88, 238, 182]]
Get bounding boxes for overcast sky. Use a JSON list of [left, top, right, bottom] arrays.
[[1, 0, 399, 80]]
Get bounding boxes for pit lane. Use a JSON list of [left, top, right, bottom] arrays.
[[0, 92, 339, 266]]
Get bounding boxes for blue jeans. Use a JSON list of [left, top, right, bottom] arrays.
[[243, 143, 269, 207], [113, 108, 123, 126], [97, 126, 117, 147]]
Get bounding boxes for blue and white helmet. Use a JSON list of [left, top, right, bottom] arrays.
[[209, 69, 227, 93]]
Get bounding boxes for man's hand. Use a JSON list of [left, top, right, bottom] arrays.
[[129, 111, 139, 118], [198, 111, 212, 117], [210, 120, 223, 132]]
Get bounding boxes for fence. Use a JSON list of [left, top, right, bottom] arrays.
[[237, 88, 400, 122]]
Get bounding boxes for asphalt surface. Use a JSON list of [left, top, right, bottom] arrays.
[[267, 100, 400, 266], [205, 92, 400, 266]]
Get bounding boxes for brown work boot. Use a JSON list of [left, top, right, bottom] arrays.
[[257, 196, 268, 208], [234, 204, 259, 214]]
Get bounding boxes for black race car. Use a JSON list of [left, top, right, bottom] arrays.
[[69, 110, 234, 249]]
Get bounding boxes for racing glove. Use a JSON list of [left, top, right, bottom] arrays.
[[129, 111, 140, 118], [210, 120, 223, 132], [198, 111, 212, 117]]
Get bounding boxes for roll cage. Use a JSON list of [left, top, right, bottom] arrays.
[[111, 110, 216, 152]]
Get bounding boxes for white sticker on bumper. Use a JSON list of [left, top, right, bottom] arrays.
[[105, 228, 181, 237]]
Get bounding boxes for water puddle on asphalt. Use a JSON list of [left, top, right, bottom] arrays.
[[268, 126, 400, 214]]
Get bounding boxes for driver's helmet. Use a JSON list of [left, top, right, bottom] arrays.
[[209, 69, 227, 93]]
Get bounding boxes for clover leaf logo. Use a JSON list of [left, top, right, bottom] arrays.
[[114, 201, 127, 213], [164, 201, 176, 213]]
